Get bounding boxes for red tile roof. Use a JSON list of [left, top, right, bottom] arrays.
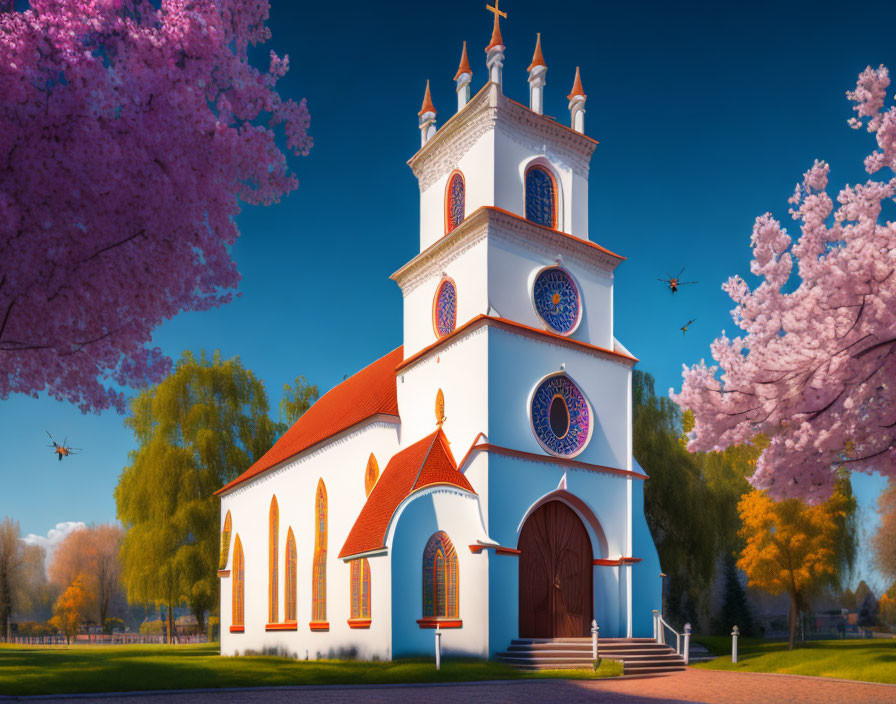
[[217, 347, 403, 495], [339, 429, 475, 558]]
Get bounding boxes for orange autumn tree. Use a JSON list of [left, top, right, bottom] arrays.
[[737, 483, 855, 650], [50, 574, 91, 644]]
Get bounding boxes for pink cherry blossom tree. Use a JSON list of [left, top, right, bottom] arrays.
[[0, 0, 311, 412], [672, 65, 896, 502]]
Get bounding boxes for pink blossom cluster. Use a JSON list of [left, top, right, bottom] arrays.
[[672, 65, 896, 502], [0, 0, 311, 412]]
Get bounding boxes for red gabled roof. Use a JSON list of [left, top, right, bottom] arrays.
[[217, 347, 403, 495], [339, 429, 475, 558]]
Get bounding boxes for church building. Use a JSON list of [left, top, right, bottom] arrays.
[[216, 5, 661, 660]]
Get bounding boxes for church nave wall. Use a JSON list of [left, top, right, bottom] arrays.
[[219, 421, 399, 659]]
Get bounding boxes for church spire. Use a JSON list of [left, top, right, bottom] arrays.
[[454, 41, 473, 112], [484, 0, 507, 89], [567, 66, 587, 133], [418, 79, 437, 146], [527, 33, 547, 115]]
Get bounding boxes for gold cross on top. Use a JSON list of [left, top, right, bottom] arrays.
[[486, 0, 507, 20]]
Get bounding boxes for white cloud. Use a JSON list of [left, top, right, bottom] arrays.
[[23, 521, 87, 573]]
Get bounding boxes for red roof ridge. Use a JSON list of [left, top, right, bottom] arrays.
[[339, 429, 473, 559], [217, 347, 403, 495]]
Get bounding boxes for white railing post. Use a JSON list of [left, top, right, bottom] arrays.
[[591, 619, 599, 661], [435, 625, 442, 670], [731, 625, 739, 663], [652, 609, 659, 643], [683, 623, 691, 665]]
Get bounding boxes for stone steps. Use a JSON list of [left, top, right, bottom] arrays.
[[496, 637, 687, 674]]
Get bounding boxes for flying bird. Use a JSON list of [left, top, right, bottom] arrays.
[[680, 319, 696, 335], [46, 431, 81, 461], [658, 267, 698, 293]]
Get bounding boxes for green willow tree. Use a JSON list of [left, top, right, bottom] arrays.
[[115, 351, 277, 641], [278, 375, 319, 429]]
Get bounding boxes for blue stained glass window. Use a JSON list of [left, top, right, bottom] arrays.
[[533, 267, 580, 334], [447, 173, 465, 233], [531, 375, 591, 456], [525, 166, 555, 227], [434, 279, 457, 337]]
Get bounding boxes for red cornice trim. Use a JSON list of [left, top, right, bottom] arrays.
[[347, 618, 372, 629], [216, 570, 230, 578], [229, 625, 244, 633], [396, 315, 637, 374], [265, 621, 298, 631], [465, 442, 647, 480], [593, 557, 643, 566], [469, 544, 521, 555], [308, 621, 330, 631], [417, 618, 463, 629]]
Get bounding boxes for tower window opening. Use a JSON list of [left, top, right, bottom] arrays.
[[525, 165, 557, 228]]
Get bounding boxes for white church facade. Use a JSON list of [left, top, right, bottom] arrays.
[[216, 7, 662, 660]]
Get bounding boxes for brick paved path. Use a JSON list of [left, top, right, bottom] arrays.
[[13, 669, 896, 704]]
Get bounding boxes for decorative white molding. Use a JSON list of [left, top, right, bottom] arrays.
[[392, 207, 620, 297]]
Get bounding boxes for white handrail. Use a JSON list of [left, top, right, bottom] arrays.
[[652, 610, 691, 664]]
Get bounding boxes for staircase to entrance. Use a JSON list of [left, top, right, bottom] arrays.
[[496, 637, 687, 675]]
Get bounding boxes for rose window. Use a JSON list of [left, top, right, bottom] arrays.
[[530, 374, 591, 456], [533, 267, 580, 334]]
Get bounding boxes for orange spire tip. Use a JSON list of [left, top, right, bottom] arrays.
[[454, 41, 472, 80], [418, 79, 436, 117], [485, 0, 506, 52], [567, 66, 586, 100], [527, 33, 546, 72]]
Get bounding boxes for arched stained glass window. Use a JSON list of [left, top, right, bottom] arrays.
[[218, 510, 232, 571], [365, 454, 379, 496], [269, 496, 279, 623], [232, 535, 244, 628], [350, 558, 371, 621], [422, 531, 458, 619], [311, 479, 328, 624], [525, 165, 557, 228], [446, 171, 465, 234], [285, 528, 297, 622], [433, 277, 457, 338]]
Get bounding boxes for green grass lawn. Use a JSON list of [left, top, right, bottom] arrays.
[[0, 643, 622, 696], [692, 636, 896, 684]]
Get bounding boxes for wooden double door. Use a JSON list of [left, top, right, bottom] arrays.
[[519, 501, 593, 638]]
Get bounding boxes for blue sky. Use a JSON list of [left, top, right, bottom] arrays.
[[1, 0, 893, 590]]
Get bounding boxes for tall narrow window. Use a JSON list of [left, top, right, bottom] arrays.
[[350, 558, 371, 623], [218, 510, 232, 571], [525, 165, 557, 228], [285, 528, 297, 623], [422, 531, 458, 619], [268, 495, 279, 624], [445, 171, 465, 234], [311, 479, 328, 625], [231, 535, 244, 630]]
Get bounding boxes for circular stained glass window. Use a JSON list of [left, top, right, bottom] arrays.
[[533, 267, 580, 335], [530, 374, 591, 456], [433, 278, 457, 337]]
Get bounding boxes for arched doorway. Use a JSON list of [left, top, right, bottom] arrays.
[[518, 500, 593, 638]]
